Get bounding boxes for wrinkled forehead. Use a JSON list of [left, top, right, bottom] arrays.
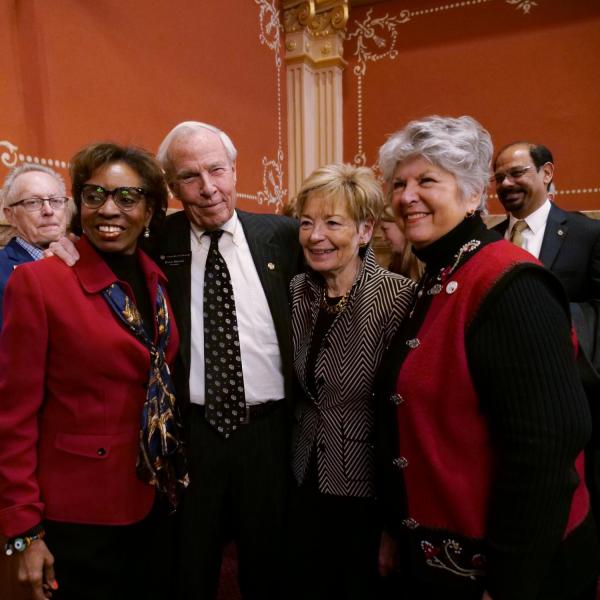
[[495, 145, 533, 170], [12, 171, 63, 199], [169, 130, 232, 171], [303, 191, 351, 219]]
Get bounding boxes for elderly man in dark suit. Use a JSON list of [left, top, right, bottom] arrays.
[[493, 141, 600, 527], [0, 163, 70, 327], [155, 122, 301, 600]]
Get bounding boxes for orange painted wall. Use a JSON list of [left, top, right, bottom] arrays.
[[343, 0, 600, 213], [0, 0, 286, 213]]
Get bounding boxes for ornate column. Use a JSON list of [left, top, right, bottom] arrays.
[[283, 0, 348, 199]]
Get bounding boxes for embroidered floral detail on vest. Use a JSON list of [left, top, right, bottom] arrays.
[[420, 538, 486, 580]]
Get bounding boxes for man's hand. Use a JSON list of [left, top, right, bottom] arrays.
[[378, 530, 399, 577], [16, 539, 57, 599], [43, 234, 80, 266]]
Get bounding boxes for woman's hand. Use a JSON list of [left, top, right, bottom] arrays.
[[378, 530, 399, 577], [16, 539, 57, 599], [43, 233, 80, 265]]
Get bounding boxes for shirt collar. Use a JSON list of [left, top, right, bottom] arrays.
[[14, 236, 44, 260], [508, 198, 551, 235], [190, 210, 241, 246]]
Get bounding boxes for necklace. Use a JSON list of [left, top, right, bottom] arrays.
[[320, 287, 350, 314], [409, 239, 481, 319]]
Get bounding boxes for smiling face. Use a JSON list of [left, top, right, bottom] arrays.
[[3, 171, 68, 248], [80, 161, 152, 255], [391, 156, 480, 249], [167, 129, 237, 231], [299, 193, 373, 282], [494, 144, 553, 219]]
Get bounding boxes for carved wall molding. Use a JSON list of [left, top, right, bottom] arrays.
[[345, 0, 543, 168]]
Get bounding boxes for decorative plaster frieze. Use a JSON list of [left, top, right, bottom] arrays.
[[0, 141, 68, 170], [346, 0, 542, 167], [255, 0, 287, 209]]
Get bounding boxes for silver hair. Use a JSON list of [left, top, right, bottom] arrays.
[[378, 115, 493, 212], [156, 121, 238, 179], [1, 163, 67, 210]]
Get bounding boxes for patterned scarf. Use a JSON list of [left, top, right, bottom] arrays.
[[102, 282, 189, 508]]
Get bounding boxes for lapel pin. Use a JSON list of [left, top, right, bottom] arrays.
[[267, 262, 275, 271], [557, 229, 565, 237], [446, 281, 459, 294]]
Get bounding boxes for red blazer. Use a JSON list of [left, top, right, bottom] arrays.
[[0, 237, 180, 537]]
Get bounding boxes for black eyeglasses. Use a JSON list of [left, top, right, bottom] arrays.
[[9, 197, 70, 212], [81, 185, 146, 211], [492, 165, 535, 185]]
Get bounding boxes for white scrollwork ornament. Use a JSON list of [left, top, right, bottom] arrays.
[[0, 141, 18, 168], [505, 0, 539, 13], [257, 150, 286, 209], [256, 0, 282, 53], [345, 8, 410, 75]]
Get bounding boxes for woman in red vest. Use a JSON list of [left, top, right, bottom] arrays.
[[0, 143, 187, 600], [375, 115, 598, 600]]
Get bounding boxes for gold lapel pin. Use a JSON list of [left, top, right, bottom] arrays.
[[267, 262, 275, 271]]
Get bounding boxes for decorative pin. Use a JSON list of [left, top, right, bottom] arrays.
[[267, 262, 275, 270], [406, 338, 420, 349], [393, 456, 409, 469], [402, 517, 419, 530], [557, 229, 565, 237], [390, 393, 404, 406], [446, 281, 458, 294], [428, 284, 442, 295]]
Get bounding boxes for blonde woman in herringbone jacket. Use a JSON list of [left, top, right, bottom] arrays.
[[285, 163, 415, 600]]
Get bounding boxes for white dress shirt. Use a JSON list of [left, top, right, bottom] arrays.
[[188, 211, 285, 406], [506, 198, 551, 259]]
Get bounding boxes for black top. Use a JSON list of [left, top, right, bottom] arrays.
[[100, 250, 154, 336], [377, 214, 598, 600]]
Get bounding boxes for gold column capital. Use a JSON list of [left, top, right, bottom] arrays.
[[283, 0, 348, 37]]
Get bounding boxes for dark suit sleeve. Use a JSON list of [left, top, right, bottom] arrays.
[[570, 227, 600, 371]]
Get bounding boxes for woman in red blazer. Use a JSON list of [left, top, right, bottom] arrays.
[[0, 143, 187, 600]]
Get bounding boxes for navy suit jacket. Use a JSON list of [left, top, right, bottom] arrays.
[[0, 237, 35, 328], [495, 203, 600, 371], [155, 209, 302, 409]]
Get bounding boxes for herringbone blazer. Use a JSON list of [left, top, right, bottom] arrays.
[[291, 249, 415, 497]]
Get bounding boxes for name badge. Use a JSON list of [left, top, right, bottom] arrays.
[[159, 252, 191, 267]]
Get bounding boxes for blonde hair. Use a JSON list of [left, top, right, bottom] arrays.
[[294, 163, 383, 225]]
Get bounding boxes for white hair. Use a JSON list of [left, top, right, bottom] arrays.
[[156, 121, 238, 179], [1, 163, 67, 210], [378, 115, 493, 212]]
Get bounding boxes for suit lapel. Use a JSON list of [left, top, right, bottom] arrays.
[[6, 238, 36, 266], [237, 211, 293, 368], [156, 212, 192, 373], [539, 203, 568, 269]]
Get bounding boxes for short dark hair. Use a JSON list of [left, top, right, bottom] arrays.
[[69, 142, 168, 245], [528, 143, 553, 170]]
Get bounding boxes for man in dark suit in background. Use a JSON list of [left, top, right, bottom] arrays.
[[0, 163, 69, 327], [493, 141, 600, 525], [156, 121, 301, 600]]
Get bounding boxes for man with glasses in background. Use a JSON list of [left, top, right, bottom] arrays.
[[0, 163, 70, 327], [493, 141, 600, 538]]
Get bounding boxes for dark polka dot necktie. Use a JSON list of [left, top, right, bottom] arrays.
[[203, 230, 246, 437]]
